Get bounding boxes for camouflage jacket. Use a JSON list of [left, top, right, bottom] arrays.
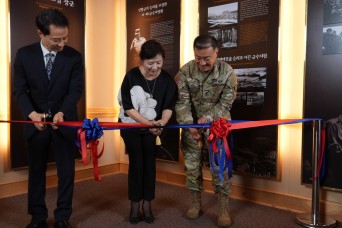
[[174, 60, 237, 124]]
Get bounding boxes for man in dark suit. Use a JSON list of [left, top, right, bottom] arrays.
[[13, 8, 84, 228]]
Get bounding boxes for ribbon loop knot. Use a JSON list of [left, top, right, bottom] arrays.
[[77, 118, 104, 181], [81, 118, 104, 143], [207, 118, 233, 181]]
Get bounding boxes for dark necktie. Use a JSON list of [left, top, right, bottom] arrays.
[[46, 53, 54, 80]]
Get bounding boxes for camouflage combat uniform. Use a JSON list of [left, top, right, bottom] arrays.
[[174, 59, 238, 195]]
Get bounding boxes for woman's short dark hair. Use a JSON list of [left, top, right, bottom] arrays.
[[139, 40, 165, 60], [193, 35, 218, 50], [36, 8, 69, 36]]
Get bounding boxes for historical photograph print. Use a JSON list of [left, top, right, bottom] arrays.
[[207, 2, 238, 28], [208, 26, 238, 49], [235, 67, 267, 92], [324, 0, 342, 25], [246, 92, 264, 106], [322, 25, 342, 54]]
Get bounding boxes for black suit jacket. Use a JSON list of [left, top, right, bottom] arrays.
[[13, 42, 84, 140]]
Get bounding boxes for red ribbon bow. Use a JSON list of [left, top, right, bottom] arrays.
[[207, 118, 232, 160], [77, 128, 104, 181]]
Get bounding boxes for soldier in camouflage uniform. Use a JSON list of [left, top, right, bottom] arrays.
[[174, 35, 237, 227]]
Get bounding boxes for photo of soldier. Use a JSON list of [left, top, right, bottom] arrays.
[[129, 28, 146, 68]]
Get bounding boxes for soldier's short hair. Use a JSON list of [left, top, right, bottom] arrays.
[[193, 35, 218, 50]]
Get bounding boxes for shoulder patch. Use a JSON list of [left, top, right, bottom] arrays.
[[174, 74, 182, 86]]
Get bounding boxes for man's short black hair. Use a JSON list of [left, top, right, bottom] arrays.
[[193, 35, 218, 50], [36, 8, 69, 36]]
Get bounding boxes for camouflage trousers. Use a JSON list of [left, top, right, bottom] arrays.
[[181, 128, 232, 195]]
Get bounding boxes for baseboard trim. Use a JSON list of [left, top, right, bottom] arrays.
[[1, 163, 341, 222], [120, 163, 342, 222], [0, 163, 121, 199]]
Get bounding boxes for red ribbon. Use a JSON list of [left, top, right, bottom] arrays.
[[77, 126, 105, 181], [77, 128, 88, 164], [315, 128, 326, 180], [88, 140, 104, 181], [207, 118, 232, 160]]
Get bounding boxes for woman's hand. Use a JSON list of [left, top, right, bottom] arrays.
[[149, 119, 163, 135], [149, 127, 163, 135], [153, 119, 165, 126]]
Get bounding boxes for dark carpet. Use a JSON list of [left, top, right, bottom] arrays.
[[0, 173, 334, 228]]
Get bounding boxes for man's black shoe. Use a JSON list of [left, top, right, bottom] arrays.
[[26, 220, 48, 228], [53, 220, 72, 228]]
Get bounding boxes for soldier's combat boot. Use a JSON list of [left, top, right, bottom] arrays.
[[186, 190, 202, 219], [217, 192, 232, 227]]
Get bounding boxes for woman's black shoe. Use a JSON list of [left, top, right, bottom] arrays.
[[129, 201, 141, 224], [129, 216, 140, 224], [142, 200, 154, 223], [142, 214, 154, 224]]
